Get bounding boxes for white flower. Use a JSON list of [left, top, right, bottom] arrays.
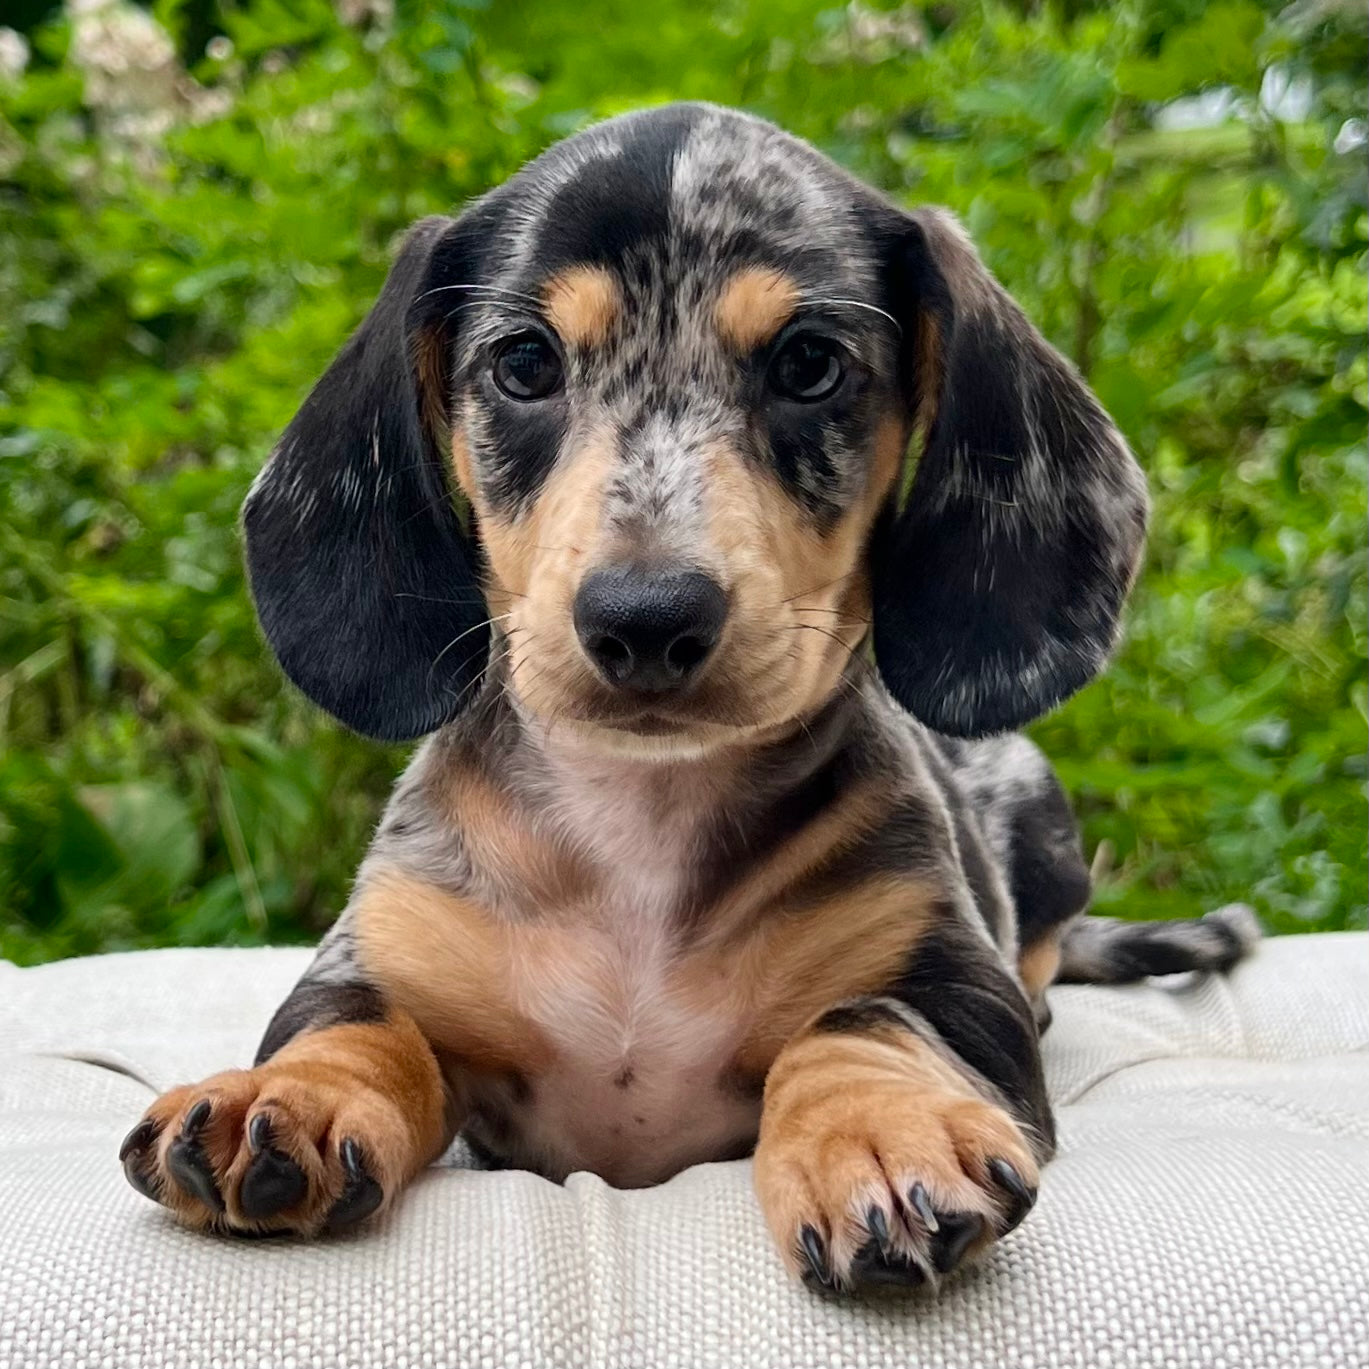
[[0, 26, 30, 81]]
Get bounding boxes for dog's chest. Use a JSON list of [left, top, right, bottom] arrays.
[[465, 769, 761, 1186]]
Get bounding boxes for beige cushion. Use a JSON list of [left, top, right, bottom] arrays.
[[2, 932, 1367, 1368]]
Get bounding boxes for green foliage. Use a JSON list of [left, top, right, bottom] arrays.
[[2, 0, 1365, 963]]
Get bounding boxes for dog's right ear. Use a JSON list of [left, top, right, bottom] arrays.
[[243, 215, 490, 741]]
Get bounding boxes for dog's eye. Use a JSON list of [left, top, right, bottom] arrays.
[[769, 335, 843, 402], [493, 334, 563, 400]]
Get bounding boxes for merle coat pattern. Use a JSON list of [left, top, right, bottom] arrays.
[[120, 104, 1258, 1295]]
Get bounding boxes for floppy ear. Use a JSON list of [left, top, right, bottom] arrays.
[[242, 215, 489, 742], [871, 207, 1149, 738]]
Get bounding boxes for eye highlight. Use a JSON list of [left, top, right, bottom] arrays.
[[493, 333, 564, 400], [768, 334, 844, 403]]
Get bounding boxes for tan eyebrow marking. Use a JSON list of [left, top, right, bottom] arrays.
[[541, 265, 621, 347], [714, 267, 800, 351]]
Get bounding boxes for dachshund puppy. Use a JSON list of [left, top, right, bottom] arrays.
[[119, 103, 1259, 1294]]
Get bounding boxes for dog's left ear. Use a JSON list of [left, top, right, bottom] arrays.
[[871, 207, 1149, 738]]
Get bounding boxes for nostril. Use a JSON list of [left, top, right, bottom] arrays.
[[665, 633, 711, 676], [587, 633, 632, 677]]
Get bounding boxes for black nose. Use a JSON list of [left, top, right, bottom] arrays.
[[574, 567, 727, 693]]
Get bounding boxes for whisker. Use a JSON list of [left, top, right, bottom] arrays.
[[773, 571, 860, 607], [791, 606, 872, 626], [428, 612, 512, 682], [440, 301, 521, 324], [395, 591, 493, 606], [800, 296, 903, 336], [441, 658, 493, 716], [415, 282, 545, 307], [789, 622, 874, 675]]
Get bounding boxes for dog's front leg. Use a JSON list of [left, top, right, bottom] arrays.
[[119, 980, 451, 1237], [753, 920, 1054, 1295]]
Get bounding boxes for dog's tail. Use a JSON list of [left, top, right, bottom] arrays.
[[1055, 903, 1261, 985]]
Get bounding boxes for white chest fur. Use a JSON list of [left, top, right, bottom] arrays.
[[483, 745, 761, 1186]]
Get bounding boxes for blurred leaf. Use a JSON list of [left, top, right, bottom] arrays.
[[1, 0, 1365, 964]]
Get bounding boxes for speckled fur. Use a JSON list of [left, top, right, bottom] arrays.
[[123, 106, 1258, 1289]]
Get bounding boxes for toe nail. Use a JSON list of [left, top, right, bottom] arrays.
[[181, 1099, 212, 1138], [987, 1157, 1036, 1228], [340, 1137, 364, 1179], [166, 1136, 224, 1212], [248, 1113, 273, 1153], [325, 1139, 383, 1232], [907, 1182, 939, 1234], [121, 1152, 159, 1201], [798, 1224, 832, 1286], [118, 1118, 157, 1162], [866, 1205, 890, 1248]]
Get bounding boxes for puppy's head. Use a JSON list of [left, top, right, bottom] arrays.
[[244, 103, 1147, 752]]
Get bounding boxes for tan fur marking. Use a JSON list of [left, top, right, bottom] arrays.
[[414, 323, 450, 457], [542, 265, 621, 348], [353, 867, 560, 1076], [714, 267, 800, 351], [694, 417, 906, 732], [475, 421, 611, 585], [434, 763, 598, 912], [451, 428, 476, 503], [722, 876, 937, 1077], [912, 306, 944, 442], [754, 1026, 1037, 1285], [476, 429, 619, 719], [1018, 933, 1063, 998]]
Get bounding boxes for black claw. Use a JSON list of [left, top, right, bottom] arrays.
[[798, 1224, 833, 1288], [930, 1211, 985, 1274], [907, 1182, 939, 1234], [866, 1204, 890, 1250], [182, 1099, 212, 1136], [248, 1113, 273, 1153], [325, 1138, 383, 1232], [341, 1136, 365, 1180], [120, 1118, 164, 1201], [986, 1157, 1037, 1231], [165, 1102, 223, 1212], [119, 1118, 158, 1163], [239, 1146, 308, 1221], [122, 1153, 159, 1201], [166, 1135, 224, 1212]]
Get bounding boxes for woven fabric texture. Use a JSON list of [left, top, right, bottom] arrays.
[[2, 932, 1367, 1369]]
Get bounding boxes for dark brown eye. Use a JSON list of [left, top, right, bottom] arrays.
[[493, 334, 563, 400], [769, 334, 843, 402]]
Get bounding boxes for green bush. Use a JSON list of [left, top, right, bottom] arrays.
[[2, 0, 1365, 964]]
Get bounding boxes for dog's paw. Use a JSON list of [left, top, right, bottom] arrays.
[[754, 1067, 1038, 1296], [119, 1064, 407, 1237]]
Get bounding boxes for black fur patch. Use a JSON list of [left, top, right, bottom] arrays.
[[1004, 769, 1092, 947], [869, 210, 1148, 739], [811, 1000, 909, 1035], [254, 982, 386, 1065], [535, 106, 703, 272], [476, 379, 571, 512], [683, 686, 872, 919], [835, 791, 953, 886], [243, 216, 492, 741], [889, 920, 1055, 1156]]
